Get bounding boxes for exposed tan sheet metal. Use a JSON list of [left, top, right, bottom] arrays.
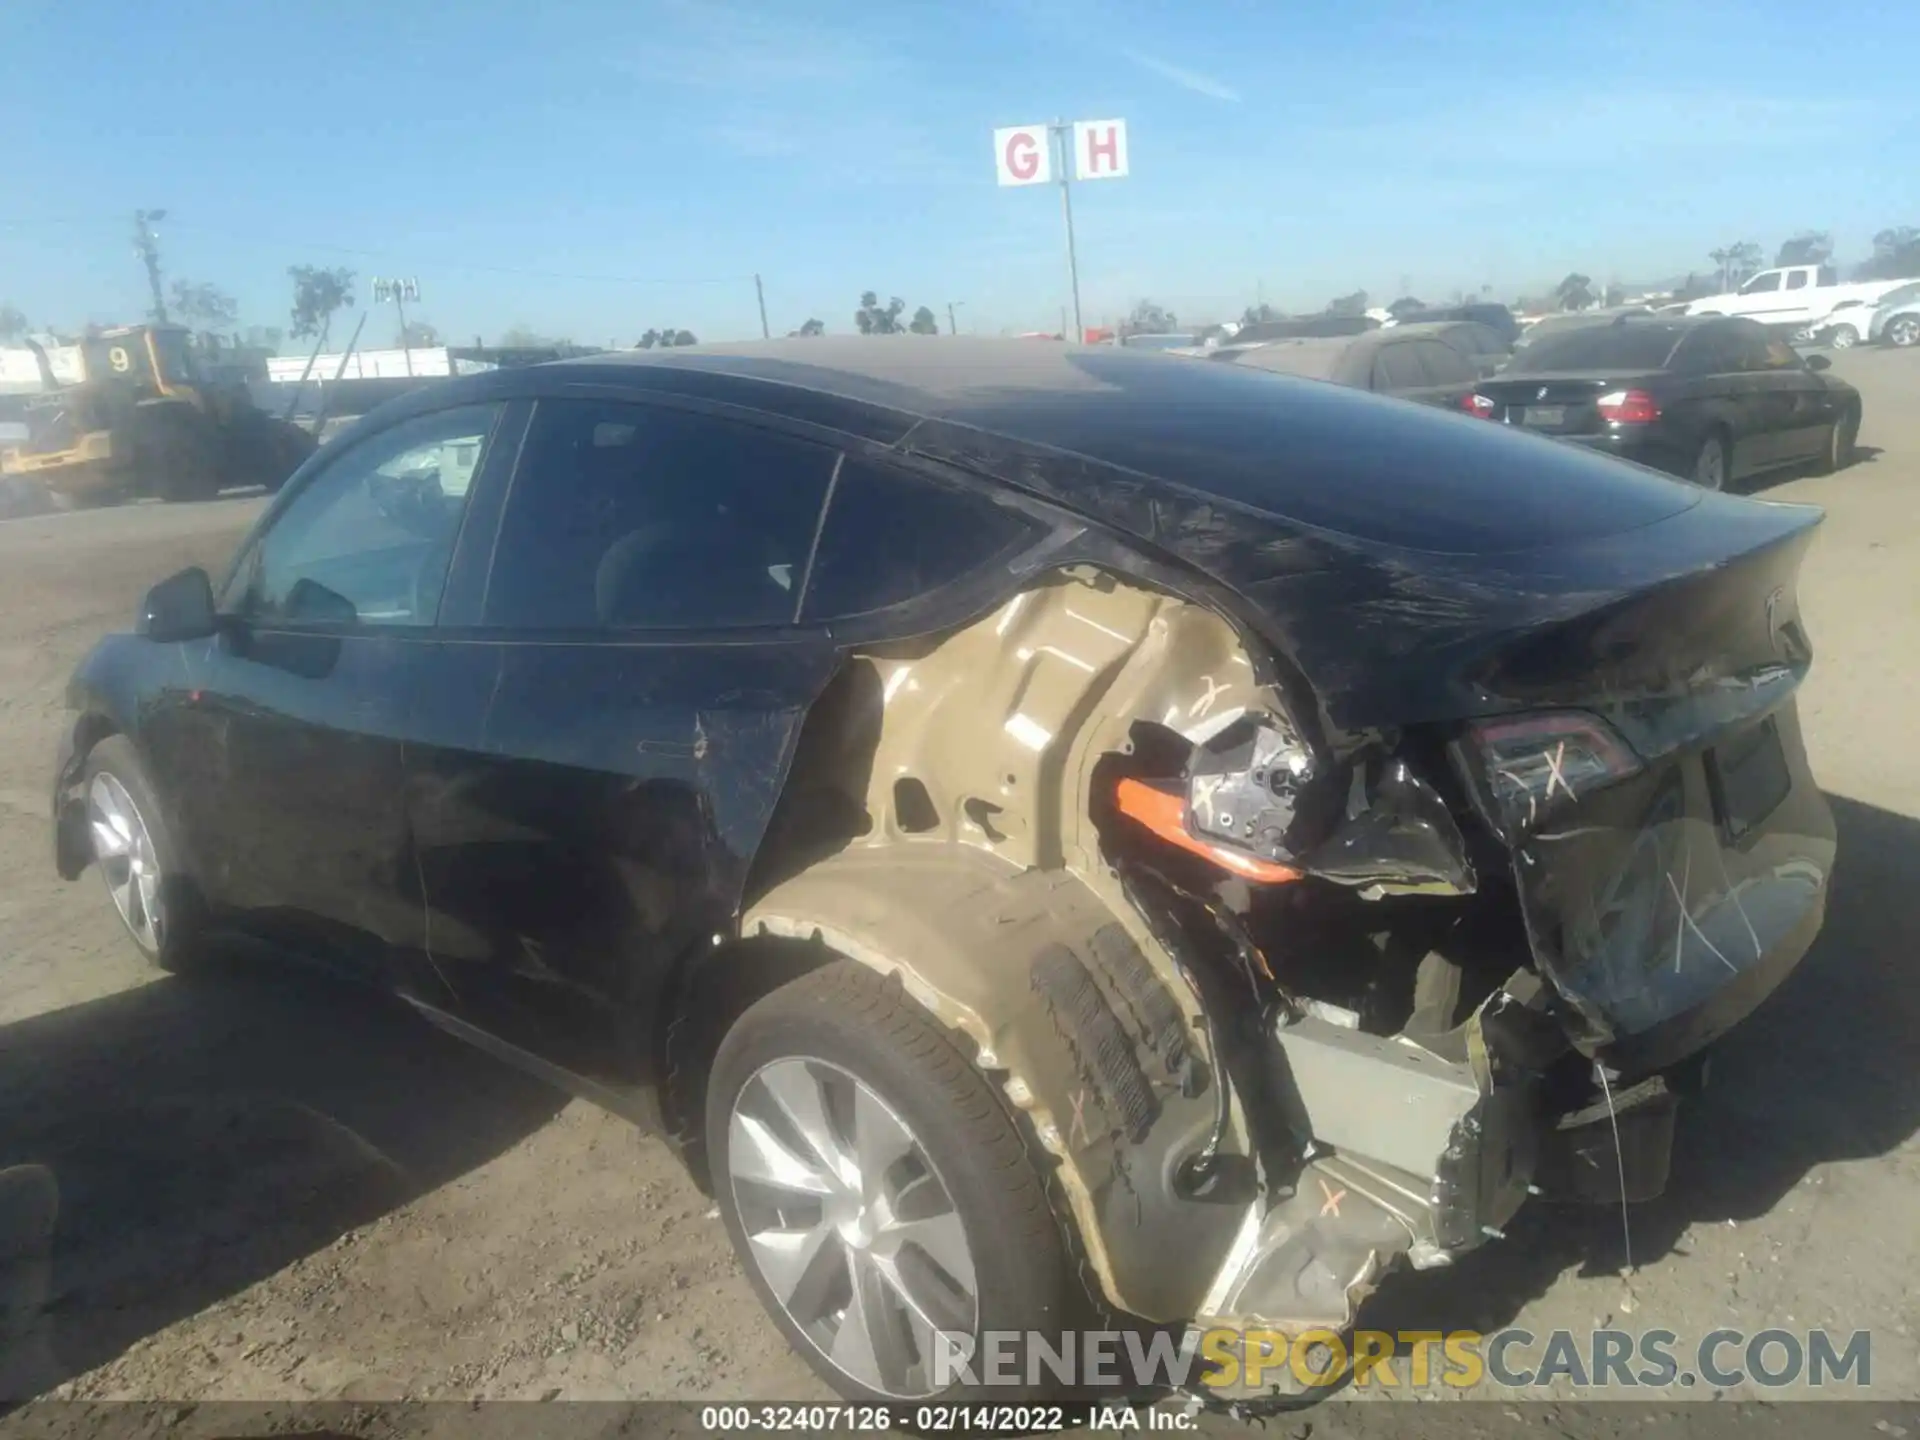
[[746, 568, 1296, 1319]]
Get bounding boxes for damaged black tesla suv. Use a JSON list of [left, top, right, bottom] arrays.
[[53, 339, 1834, 1404]]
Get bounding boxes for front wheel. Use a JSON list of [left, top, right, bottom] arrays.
[[1888, 315, 1920, 348], [1827, 323, 1859, 350], [1691, 432, 1728, 490], [1816, 407, 1860, 475], [80, 736, 200, 972], [708, 961, 1084, 1404]]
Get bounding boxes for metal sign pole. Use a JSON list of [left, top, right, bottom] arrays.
[[1053, 119, 1084, 343]]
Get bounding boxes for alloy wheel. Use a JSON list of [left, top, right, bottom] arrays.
[[88, 772, 164, 954], [1828, 324, 1858, 349], [1890, 316, 1920, 349], [726, 1056, 979, 1398], [1693, 437, 1726, 490]]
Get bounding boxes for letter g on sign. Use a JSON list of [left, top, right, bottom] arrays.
[[993, 125, 1053, 186]]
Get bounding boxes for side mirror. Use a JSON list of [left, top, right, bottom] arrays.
[[1805, 353, 1832, 372], [137, 567, 219, 643]]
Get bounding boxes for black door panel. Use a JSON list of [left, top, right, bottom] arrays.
[[399, 633, 839, 1089], [394, 397, 846, 1095]]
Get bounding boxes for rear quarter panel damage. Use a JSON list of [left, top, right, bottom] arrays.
[[742, 568, 1298, 1321]]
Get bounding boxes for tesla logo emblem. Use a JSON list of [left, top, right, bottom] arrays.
[[1765, 587, 1786, 652], [1537, 386, 1551, 400]]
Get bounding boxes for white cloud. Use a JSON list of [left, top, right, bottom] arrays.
[[1121, 49, 1241, 103]]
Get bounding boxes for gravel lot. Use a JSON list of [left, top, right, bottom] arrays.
[[3, 351, 1917, 1409]]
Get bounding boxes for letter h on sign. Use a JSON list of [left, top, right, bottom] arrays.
[[1073, 120, 1129, 180]]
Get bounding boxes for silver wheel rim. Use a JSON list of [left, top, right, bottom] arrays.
[[88, 772, 164, 955], [1830, 326, 1857, 349], [1892, 319, 1920, 348], [1694, 439, 1725, 490], [727, 1056, 979, 1398]]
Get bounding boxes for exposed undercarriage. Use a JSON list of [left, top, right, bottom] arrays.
[[733, 562, 1804, 1396]]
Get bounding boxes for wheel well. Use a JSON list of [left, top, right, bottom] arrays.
[[657, 931, 838, 1193], [55, 714, 120, 879]]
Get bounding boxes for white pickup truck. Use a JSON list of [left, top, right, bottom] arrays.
[[1684, 263, 1915, 330]]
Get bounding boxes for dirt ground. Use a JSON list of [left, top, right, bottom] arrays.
[[2, 353, 1918, 1411]]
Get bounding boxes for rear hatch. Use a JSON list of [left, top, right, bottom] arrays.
[[1443, 503, 1834, 1075], [1473, 370, 1664, 437]]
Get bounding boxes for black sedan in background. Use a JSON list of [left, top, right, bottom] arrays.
[[1467, 314, 1862, 489]]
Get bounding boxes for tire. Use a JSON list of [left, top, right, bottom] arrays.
[[79, 736, 201, 972], [1690, 431, 1728, 491], [135, 404, 222, 502], [1888, 315, 1920, 348], [707, 960, 1083, 1404], [1817, 405, 1860, 475], [1827, 323, 1859, 350]]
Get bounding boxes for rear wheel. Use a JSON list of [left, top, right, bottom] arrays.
[[1888, 315, 1920, 348], [1827, 323, 1859, 349], [707, 960, 1082, 1403], [1691, 432, 1728, 490], [81, 736, 200, 972]]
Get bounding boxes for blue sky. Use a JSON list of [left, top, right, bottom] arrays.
[[4, 0, 1917, 346]]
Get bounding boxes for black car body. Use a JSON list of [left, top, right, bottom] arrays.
[[1212, 320, 1493, 405], [1394, 301, 1521, 348], [1232, 313, 1380, 343], [1469, 314, 1862, 488], [51, 339, 1836, 1402]]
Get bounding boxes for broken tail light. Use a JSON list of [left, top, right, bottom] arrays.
[[1466, 711, 1643, 837], [1114, 777, 1302, 884], [1461, 393, 1497, 419]]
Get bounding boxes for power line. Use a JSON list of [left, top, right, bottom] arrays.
[[1, 215, 750, 288]]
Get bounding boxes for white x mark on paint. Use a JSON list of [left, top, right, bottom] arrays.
[[1541, 741, 1575, 803], [1187, 674, 1229, 720], [1067, 1089, 1091, 1150]]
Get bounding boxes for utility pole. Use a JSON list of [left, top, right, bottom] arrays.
[[947, 301, 965, 335], [372, 277, 422, 376], [755, 274, 770, 339], [133, 209, 169, 324], [1052, 120, 1084, 342]]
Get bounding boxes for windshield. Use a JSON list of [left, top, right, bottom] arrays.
[[147, 329, 200, 385], [1505, 323, 1685, 373]]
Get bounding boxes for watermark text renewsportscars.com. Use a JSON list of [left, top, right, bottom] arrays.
[[930, 1327, 1874, 1392]]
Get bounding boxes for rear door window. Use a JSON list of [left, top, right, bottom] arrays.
[[482, 400, 836, 631], [1673, 327, 1737, 375], [802, 460, 1038, 622], [1741, 271, 1783, 294]]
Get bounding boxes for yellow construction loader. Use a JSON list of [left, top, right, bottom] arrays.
[[0, 324, 315, 510]]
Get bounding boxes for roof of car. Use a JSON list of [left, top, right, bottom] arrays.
[[572, 337, 1173, 406], [1209, 335, 1362, 381]]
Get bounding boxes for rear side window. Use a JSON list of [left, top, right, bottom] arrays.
[[1785, 270, 1809, 290], [1506, 324, 1683, 373], [1372, 344, 1426, 390], [483, 400, 836, 630], [1414, 339, 1476, 385], [802, 459, 1037, 622]]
